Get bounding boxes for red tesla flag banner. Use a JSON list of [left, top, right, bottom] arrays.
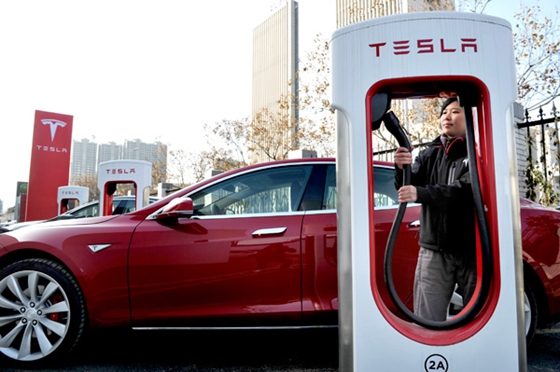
[[25, 110, 73, 221]]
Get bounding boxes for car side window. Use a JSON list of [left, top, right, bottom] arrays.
[[114, 199, 136, 214], [112, 200, 128, 215], [319, 165, 399, 210], [298, 165, 329, 211], [189, 165, 313, 216], [70, 204, 98, 218], [323, 165, 337, 210], [373, 166, 398, 207]]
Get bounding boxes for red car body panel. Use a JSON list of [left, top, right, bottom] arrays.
[[300, 212, 338, 322], [128, 214, 304, 327], [1, 158, 560, 331], [519, 198, 560, 318]]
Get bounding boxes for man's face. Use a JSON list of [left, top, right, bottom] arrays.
[[440, 101, 466, 138]]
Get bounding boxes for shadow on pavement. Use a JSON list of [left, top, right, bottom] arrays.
[[7, 328, 339, 372]]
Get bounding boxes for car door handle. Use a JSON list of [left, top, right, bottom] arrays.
[[409, 220, 420, 228], [252, 227, 287, 237]]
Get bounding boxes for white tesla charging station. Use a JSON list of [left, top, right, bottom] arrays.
[[98, 160, 152, 216], [57, 186, 89, 214], [332, 12, 526, 371]]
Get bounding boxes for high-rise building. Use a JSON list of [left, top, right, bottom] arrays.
[[123, 139, 143, 161], [70, 138, 98, 182], [252, 0, 299, 163], [70, 138, 167, 184], [98, 142, 123, 165], [123, 139, 166, 165], [336, 0, 454, 28]]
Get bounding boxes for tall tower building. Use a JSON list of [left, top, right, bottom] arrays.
[[252, 0, 299, 163], [123, 139, 166, 164], [98, 141, 123, 165], [123, 139, 167, 183], [70, 138, 98, 182], [69, 138, 167, 188], [123, 139, 145, 161], [336, 0, 454, 28]]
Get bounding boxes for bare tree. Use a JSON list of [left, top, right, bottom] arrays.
[[249, 94, 301, 161], [511, 1, 559, 205], [204, 118, 251, 171], [455, 0, 491, 13], [297, 35, 336, 157], [188, 150, 217, 183], [414, 0, 455, 11], [204, 95, 303, 168], [513, 2, 560, 110], [167, 149, 191, 187], [151, 142, 168, 191], [70, 173, 99, 202], [457, 0, 559, 109]]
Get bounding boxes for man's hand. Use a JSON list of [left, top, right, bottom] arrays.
[[398, 185, 417, 203], [394, 147, 412, 170]]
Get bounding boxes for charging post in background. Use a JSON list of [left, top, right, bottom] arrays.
[[332, 12, 526, 371], [98, 160, 152, 217]]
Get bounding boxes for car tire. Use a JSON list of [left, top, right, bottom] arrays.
[[524, 277, 538, 346], [447, 279, 538, 345], [0, 258, 87, 368]]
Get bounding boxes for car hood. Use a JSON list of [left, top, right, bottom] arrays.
[[0, 214, 135, 265], [1, 214, 122, 236]]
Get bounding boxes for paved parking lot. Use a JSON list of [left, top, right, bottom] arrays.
[[3, 326, 560, 371]]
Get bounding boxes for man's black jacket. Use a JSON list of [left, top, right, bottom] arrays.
[[394, 135, 475, 253]]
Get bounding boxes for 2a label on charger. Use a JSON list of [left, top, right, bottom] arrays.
[[425, 354, 448, 372]]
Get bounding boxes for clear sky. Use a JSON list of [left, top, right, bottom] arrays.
[[0, 0, 336, 212], [0, 0, 556, 213]]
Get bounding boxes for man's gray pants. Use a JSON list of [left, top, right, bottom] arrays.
[[413, 247, 477, 322]]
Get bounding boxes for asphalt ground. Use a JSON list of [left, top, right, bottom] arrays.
[[2, 328, 338, 372], [3, 326, 560, 371]]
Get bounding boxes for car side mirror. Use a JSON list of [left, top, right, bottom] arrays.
[[155, 198, 194, 220]]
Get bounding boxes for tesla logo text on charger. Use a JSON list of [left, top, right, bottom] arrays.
[[61, 191, 80, 195], [105, 168, 137, 175], [369, 38, 478, 57]]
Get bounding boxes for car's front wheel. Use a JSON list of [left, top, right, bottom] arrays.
[[447, 277, 538, 345], [0, 258, 86, 367], [524, 277, 538, 345]]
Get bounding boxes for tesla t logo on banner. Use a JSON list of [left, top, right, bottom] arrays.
[[26, 110, 74, 221], [369, 38, 478, 57], [37, 119, 68, 153], [41, 118, 67, 140]]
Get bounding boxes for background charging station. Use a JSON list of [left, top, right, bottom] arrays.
[[332, 12, 526, 371], [57, 186, 89, 214], [98, 159, 152, 216]]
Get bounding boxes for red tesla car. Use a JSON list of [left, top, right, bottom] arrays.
[[0, 158, 559, 367]]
